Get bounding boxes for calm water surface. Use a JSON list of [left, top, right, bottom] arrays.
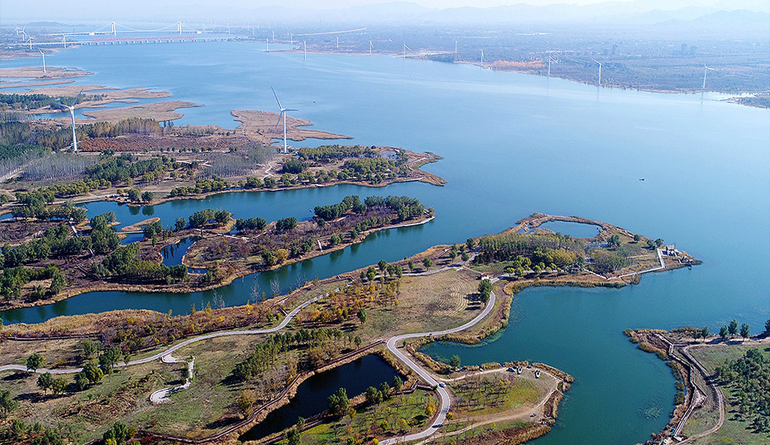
[[1, 41, 768, 445]]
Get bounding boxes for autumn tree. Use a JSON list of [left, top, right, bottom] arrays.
[[236, 389, 257, 418]]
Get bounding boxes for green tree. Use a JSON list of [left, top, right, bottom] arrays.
[[740, 323, 750, 340], [466, 238, 475, 250], [719, 326, 728, 341], [461, 252, 470, 261], [378, 259, 388, 273], [99, 346, 123, 374], [701, 326, 709, 341], [765, 318, 770, 335], [50, 377, 67, 395], [327, 388, 349, 416], [0, 389, 18, 417], [478, 279, 493, 303], [37, 372, 53, 394], [103, 421, 136, 445], [728, 319, 739, 336], [407, 260, 414, 271], [49, 273, 65, 295], [286, 428, 302, 445], [654, 238, 664, 247], [174, 217, 186, 231], [357, 308, 367, 325], [422, 258, 432, 270], [633, 234, 642, 242], [26, 353, 44, 372], [366, 267, 376, 282], [366, 386, 382, 405], [141, 191, 153, 202], [82, 362, 103, 384], [78, 339, 100, 360], [450, 355, 461, 369], [392, 376, 403, 392], [379, 382, 391, 400], [74, 372, 89, 391]]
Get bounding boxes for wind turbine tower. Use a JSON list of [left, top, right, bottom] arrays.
[[53, 91, 82, 152], [336, 36, 339, 49], [304, 41, 307, 60], [702, 65, 715, 90], [271, 87, 297, 154], [591, 58, 602, 86], [266, 39, 269, 52], [547, 56, 558, 77], [38, 49, 46, 74], [369, 40, 373, 55], [480, 50, 484, 67], [455, 40, 458, 54]]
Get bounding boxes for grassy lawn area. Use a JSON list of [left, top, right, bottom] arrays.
[[357, 268, 482, 339], [449, 371, 546, 417], [0, 361, 183, 444], [687, 342, 770, 445], [0, 338, 84, 369]]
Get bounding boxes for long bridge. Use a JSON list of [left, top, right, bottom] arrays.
[[6, 21, 238, 49]]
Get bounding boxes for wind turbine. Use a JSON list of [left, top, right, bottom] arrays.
[[271, 87, 297, 154], [266, 38, 269, 52], [480, 49, 484, 67], [38, 49, 46, 74], [702, 65, 715, 90], [547, 56, 558, 76], [369, 40, 373, 55], [591, 58, 602, 86], [53, 90, 83, 152], [303, 41, 307, 60]]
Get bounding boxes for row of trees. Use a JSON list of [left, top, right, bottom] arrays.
[[297, 145, 378, 163], [10, 191, 87, 222], [714, 348, 770, 434], [717, 319, 753, 341], [232, 327, 347, 382]]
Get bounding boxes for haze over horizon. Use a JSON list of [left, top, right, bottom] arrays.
[[1, 0, 768, 25]]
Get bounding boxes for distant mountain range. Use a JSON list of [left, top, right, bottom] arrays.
[[2, 0, 769, 34]]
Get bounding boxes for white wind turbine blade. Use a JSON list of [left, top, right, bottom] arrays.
[[273, 112, 284, 133], [70, 90, 84, 107], [271, 87, 283, 110]]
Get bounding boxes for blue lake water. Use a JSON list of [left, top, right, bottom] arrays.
[[1, 41, 769, 445], [531, 221, 600, 238], [239, 355, 398, 441]]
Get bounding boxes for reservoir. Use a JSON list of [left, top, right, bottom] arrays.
[[1, 41, 768, 445]]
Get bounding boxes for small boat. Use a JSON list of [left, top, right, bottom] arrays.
[[639, 178, 645, 181]]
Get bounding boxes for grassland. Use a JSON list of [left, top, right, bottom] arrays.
[[686, 342, 770, 445]]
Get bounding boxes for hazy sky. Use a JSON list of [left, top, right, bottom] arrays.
[[0, 0, 751, 23]]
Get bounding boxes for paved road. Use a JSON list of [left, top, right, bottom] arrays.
[[380, 281, 497, 445], [0, 294, 324, 375], [1, 268, 499, 445]]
